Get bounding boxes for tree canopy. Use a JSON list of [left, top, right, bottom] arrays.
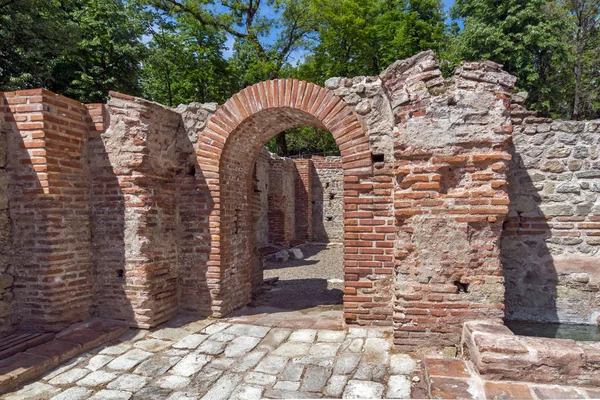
[[1, 0, 598, 154]]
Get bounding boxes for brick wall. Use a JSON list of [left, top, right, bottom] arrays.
[[174, 102, 215, 317], [322, 77, 396, 326], [293, 158, 312, 241], [253, 148, 271, 248], [91, 92, 187, 328], [383, 52, 516, 349], [0, 96, 14, 334], [503, 98, 600, 324], [87, 102, 128, 323], [254, 151, 314, 248], [311, 156, 344, 243], [252, 153, 344, 247], [268, 156, 296, 246], [2, 89, 95, 332]]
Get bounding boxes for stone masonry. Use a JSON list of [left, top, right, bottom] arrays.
[[312, 156, 344, 243], [3, 317, 419, 399], [0, 51, 599, 351], [503, 97, 600, 325]]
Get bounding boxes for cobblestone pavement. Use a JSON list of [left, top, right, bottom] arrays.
[[4, 317, 419, 399]]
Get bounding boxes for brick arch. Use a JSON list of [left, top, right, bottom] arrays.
[[197, 79, 392, 323]]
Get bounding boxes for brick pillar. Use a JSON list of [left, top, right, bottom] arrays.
[[381, 54, 516, 350], [2, 89, 94, 331], [293, 159, 312, 242], [94, 92, 182, 328]]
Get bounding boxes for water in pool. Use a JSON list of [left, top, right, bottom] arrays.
[[506, 320, 600, 342]]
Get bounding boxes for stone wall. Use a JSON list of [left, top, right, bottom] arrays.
[[503, 98, 600, 324], [311, 156, 344, 243]]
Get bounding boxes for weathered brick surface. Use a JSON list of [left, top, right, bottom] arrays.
[[2, 89, 95, 331], [253, 148, 271, 248], [91, 94, 218, 328], [267, 155, 296, 246], [293, 158, 312, 241], [173, 102, 216, 318], [383, 52, 516, 349], [90, 94, 177, 327]]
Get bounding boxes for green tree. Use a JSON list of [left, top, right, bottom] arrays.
[[451, 0, 572, 117], [577, 22, 600, 118], [0, 0, 147, 103], [0, 0, 76, 90], [140, 9, 234, 106], [563, 0, 600, 120], [376, 0, 447, 69], [265, 126, 339, 156], [296, 0, 447, 83], [60, 0, 148, 102], [151, 0, 316, 153]]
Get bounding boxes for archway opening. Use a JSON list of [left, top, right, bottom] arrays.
[[218, 108, 345, 314], [248, 127, 345, 315], [202, 79, 390, 326]]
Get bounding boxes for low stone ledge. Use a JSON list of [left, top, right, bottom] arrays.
[[424, 353, 600, 400], [0, 319, 127, 394], [462, 320, 600, 387]]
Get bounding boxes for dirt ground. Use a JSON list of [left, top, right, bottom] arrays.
[[253, 244, 343, 311]]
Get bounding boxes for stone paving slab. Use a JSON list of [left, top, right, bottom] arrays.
[[3, 316, 418, 399]]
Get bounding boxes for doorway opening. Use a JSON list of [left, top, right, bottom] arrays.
[[246, 128, 345, 317], [203, 79, 389, 327]]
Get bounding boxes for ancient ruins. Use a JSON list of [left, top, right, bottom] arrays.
[[0, 51, 599, 397]]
